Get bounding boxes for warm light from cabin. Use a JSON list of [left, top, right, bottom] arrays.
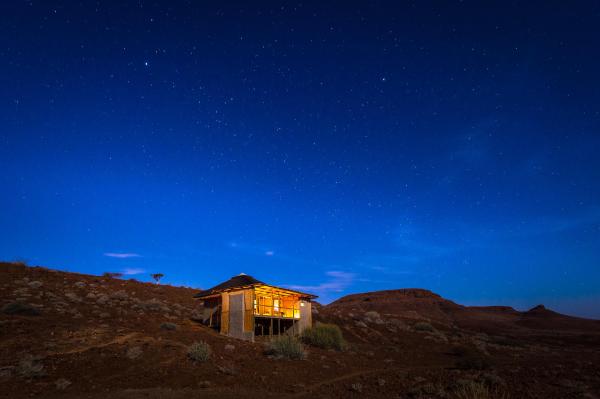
[[252, 286, 303, 319]]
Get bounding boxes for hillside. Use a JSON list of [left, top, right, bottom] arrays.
[[1, 262, 600, 398]]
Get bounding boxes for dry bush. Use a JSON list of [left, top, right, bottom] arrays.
[[301, 323, 346, 351], [188, 341, 211, 362], [17, 355, 45, 378], [412, 321, 434, 332], [408, 381, 446, 397], [455, 380, 510, 399], [265, 335, 306, 360], [452, 345, 492, 370]]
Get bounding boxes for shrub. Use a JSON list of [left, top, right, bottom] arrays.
[[452, 345, 492, 370], [412, 321, 434, 332], [455, 380, 509, 399], [2, 302, 40, 316], [265, 335, 306, 360], [17, 355, 45, 378], [301, 323, 345, 351], [188, 341, 211, 362]]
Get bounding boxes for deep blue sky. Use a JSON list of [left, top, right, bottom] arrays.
[[1, 1, 599, 317]]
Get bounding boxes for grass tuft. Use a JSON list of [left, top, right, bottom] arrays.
[[265, 335, 306, 360], [301, 323, 346, 351], [187, 341, 211, 362]]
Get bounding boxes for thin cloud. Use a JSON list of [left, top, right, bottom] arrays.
[[122, 268, 145, 275], [286, 271, 356, 295], [104, 252, 142, 259]]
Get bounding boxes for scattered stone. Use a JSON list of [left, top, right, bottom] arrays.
[[350, 382, 363, 392], [364, 310, 384, 324], [110, 290, 129, 301], [355, 320, 367, 328], [224, 344, 235, 351], [126, 347, 143, 360], [64, 292, 82, 303], [217, 364, 237, 375], [55, 378, 72, 390], [74, 281, 86, 288], [28, 281, 43, 289], [378, 378, 386, 386], [198, 380, 211, 388], [160, 322, 178, 331], [96, 295, 109, 305], [99, 312, 111, 318]]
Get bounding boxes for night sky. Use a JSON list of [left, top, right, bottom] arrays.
[[1, 1, 599, 318]]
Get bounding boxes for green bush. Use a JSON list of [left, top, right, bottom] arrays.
[[454, 380, 509, 399], [265, 335, 306, 360], [301, 323, 345, 351], [453, 345, 492, 370], [412, 321, 434, 332], [187, 341, 211, 362], [2, 302, 40, 316]]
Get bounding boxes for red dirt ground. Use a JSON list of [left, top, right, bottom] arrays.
[[1, 262, 599, 398]]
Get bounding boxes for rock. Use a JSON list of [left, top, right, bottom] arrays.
[[55, 378, 72, 390], [64, 292, 82, 303], [96, 295, 109, 305], [224, 344, 235, 351], [378, 378, 386, 386], [160, 322, 178, 331], [86, 292, 97, 300], [198, 381, 211, 388], [110, 290, 129, 301], [28, 281, 43, 289], [99, 312, 111, 318], [350, 382, 363, 392], [355, 320, 367, 328], [126, 346, 143, 360], [74, 281, 86, 288]]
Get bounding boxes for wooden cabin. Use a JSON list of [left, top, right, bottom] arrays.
[[193, 274, 317, 341]]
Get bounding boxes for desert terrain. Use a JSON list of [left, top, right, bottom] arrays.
[[1, 261, 599, 398]]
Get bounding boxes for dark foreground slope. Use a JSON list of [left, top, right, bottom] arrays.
[[1, 262, 599, 399]]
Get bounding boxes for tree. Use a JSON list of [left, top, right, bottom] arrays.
[[151, 273, 164, 284]]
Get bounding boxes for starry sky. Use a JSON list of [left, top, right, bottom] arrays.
[[1, 1, 599, 318]]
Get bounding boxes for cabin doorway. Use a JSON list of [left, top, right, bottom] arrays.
[[228, 293, 244, 339]]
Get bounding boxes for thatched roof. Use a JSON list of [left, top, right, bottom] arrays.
[[193, 274, 317, 299]]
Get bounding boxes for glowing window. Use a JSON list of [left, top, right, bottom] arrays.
[[273, 299, 280, 312]]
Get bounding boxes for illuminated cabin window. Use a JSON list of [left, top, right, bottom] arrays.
[[253, 290, 302, 319]]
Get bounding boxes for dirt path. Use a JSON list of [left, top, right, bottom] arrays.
[[290, 364, 449, 398], [46, 332, 140, 356]]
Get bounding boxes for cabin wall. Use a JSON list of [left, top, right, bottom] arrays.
[[219, 290, 254, 341], [298, 300, 312, 333]]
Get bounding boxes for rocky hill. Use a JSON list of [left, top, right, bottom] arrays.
[[1, 262, 599, 398]]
